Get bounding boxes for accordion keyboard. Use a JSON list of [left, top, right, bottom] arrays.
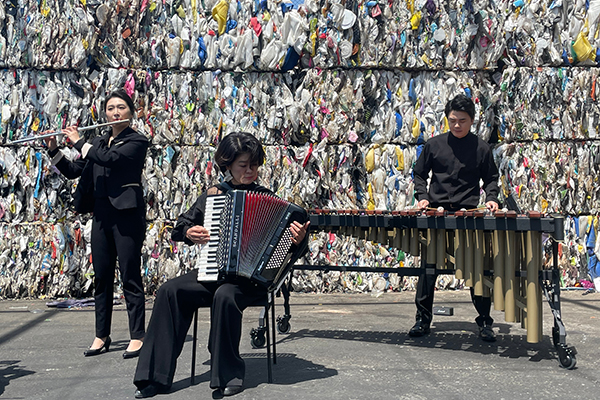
[[196, 195, 227, 281]]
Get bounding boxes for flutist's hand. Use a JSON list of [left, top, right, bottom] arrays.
[[186, 226, 210, 245], [41, 131, 58, 151], [63, 126, 81, 144], [290, 221, 310, 245]]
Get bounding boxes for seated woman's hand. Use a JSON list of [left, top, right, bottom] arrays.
[[289, 221, 310, 245], [185, 226, 210, 245]]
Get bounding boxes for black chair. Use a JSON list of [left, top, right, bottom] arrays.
[[190, 291, 279, 384]]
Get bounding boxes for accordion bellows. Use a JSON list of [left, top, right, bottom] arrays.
[[213, 190, 307, 289]]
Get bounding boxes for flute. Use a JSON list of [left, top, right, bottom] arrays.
[[7, 119, 130, 145]]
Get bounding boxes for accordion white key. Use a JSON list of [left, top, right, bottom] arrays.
[[195, 195, 228, 281]]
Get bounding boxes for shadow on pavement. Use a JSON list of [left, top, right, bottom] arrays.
[[0, 309, 57, 346], [167, 353, 337, 395], [279, 320, 557, 363], [0, 360, 35, 396]]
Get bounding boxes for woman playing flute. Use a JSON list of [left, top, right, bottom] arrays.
[[43, 89, 149, 358]]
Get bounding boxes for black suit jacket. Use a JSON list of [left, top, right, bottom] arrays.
[[54, 127, 149, 211]]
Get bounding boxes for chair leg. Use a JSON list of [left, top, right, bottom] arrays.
[[271, 294, 277, 365], [265, 294, 273, 383], [191, 309, 198, 385]]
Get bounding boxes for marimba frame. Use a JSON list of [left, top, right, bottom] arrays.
[[300, 209, 577, 369]]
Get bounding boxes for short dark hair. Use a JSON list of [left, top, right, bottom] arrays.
[[214, 132, 266, 173], [444, 94, 475, 120], [104, 89, 136, 115]]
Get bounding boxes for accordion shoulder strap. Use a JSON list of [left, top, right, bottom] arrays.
[[219, 181, 234, 192]]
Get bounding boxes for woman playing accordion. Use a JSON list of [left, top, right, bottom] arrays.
[[133, 132, 310, 398]]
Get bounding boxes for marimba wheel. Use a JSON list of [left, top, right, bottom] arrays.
[[250, 327, 267, 348], [277, 319, 291, 334], [557, 345, 577, 370]]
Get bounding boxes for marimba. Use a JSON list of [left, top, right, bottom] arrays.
[[294, 208, 577, 369]]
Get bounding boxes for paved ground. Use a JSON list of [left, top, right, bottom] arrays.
[[1, 289, 599, 400]]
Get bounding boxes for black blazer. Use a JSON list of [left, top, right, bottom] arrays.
[[54, 127, 149, 211]]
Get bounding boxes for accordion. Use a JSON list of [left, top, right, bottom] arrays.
[[196, 190, 308, 290]]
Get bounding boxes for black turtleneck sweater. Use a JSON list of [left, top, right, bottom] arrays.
[[413, 132, 499, 209]]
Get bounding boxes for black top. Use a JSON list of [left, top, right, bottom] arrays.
[[413, 132, 499, 210], [52, 127, 149, 211]]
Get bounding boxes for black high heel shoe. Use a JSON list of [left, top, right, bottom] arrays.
[[123, 348, 142, 359], [123, 339, 144, 359], [84, 336, 111, 357]]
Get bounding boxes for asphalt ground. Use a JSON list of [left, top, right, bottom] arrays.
[[1, 289, 599, 400]]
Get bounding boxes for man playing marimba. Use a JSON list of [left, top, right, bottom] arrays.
[[410, 94, 500, 342]]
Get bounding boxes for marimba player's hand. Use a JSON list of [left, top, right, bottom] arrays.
[[290, 221, 310, 245], [417, 199, 429, 210], [485, 201, 499, 213], [186, 226, 210, 245]]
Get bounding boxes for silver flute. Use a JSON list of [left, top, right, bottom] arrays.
[[7, 119, 130, 144]]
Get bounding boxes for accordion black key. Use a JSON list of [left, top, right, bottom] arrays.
[[211, 190, 308, 289]]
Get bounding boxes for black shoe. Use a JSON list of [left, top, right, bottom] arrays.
[[123, 348, 142, 359], [134, 384, 159, 399], [222, 385, 243, 396], [84, 337, 111, 357], [408, 320, 431, 337], [479, 324, 497, 342]]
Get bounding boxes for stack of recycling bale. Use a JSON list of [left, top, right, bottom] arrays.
[[0, 0, 599, 298]]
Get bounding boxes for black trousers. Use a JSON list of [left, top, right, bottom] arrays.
[[414, 264, 493, 327], [92, 198, 146, 339], [133, 271, 267, 390]]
